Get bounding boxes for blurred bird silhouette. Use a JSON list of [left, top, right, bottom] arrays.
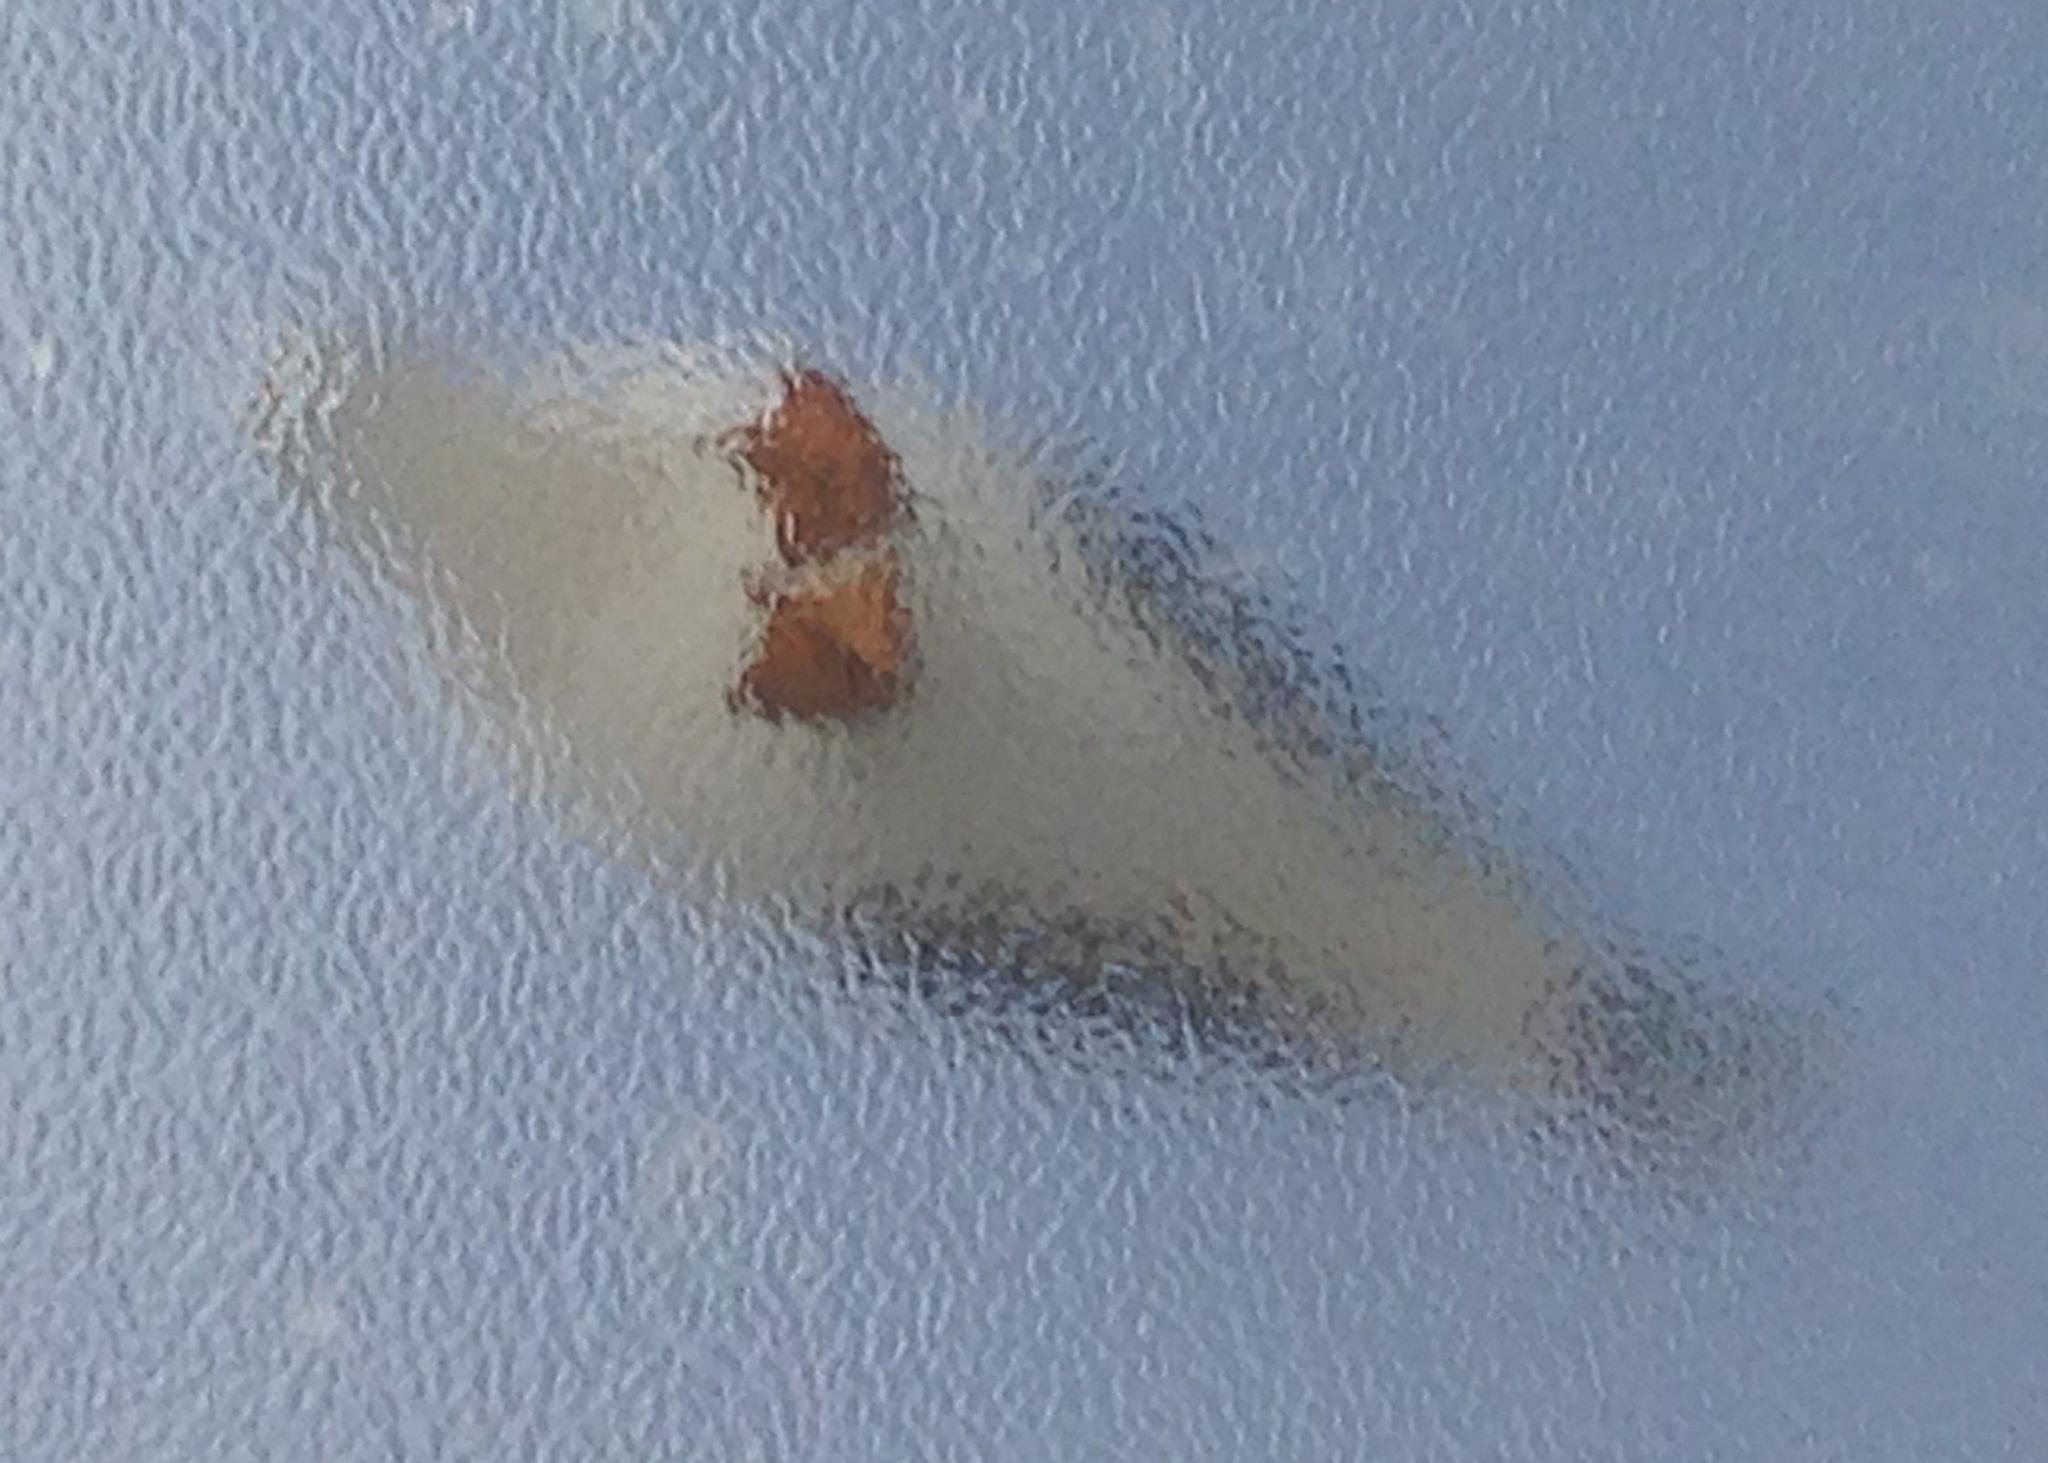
[[251, 332, 1813, 1150]]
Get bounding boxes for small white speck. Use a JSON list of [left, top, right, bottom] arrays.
[[635, 1112, 735, 1226], [426, 1, 475, 35], [286, 1292, 345, 1343], [25, 335, 56, 382], [677, 1116, 728, 1176], [1132, 6, 1190, 111], [1137, 5, 1178, 54], [1911, 548, 1956, 603], [638, 137, 677, 178], [1257, 166, 1306, 219], [569, 0, 664, 42]]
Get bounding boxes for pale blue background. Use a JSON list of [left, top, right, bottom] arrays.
[[3, 0, 2043, 1456]]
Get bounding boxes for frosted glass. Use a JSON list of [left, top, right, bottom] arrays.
[[5, 1, 2042, 1457]]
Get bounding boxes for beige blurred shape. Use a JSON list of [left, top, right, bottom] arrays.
[[254, 334, 1793, 1114]]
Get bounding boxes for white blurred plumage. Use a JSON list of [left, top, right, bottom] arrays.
[[254, 333, 1805, 1125]]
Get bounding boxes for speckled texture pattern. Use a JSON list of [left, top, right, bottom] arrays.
[[5, 0, 2046, 1458]]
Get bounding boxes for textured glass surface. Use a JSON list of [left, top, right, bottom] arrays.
[[6, 0, 2044, 1457]]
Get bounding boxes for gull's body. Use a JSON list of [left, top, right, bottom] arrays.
[[256, 336, 1797, 1117]]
